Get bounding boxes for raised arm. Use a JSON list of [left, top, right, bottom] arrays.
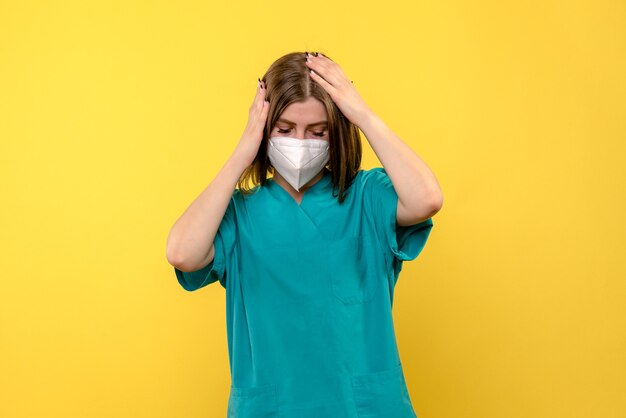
[[166, 155, 248, 272], [166, 78, 270, 271]]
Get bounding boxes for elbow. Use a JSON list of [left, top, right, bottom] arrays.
[[166, 230, 181, 267], [421, 192, 443, 219], [398, 191, 443, 225], [167, 244, 214, 272], [429, 192, 443, 215], [166, 247, 182, 269], [167, 251, 193, 272], [166, 242, 186, 269]]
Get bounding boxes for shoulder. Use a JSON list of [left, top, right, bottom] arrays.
[[356, 167, 392, 189], [230, 184, 264, 210]]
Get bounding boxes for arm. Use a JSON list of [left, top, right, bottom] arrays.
[[358, 111, 443, 226], [166, 154, 249, 272], [166, 78, 270, 272], [303, 52, 442, 226]]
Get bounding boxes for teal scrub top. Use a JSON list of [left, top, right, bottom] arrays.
[[174, 167, 434, 418]]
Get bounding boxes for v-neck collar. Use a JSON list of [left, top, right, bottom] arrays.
[[266, 168, 332, 207]]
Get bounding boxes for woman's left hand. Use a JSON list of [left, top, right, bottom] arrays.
[[305, 52, 373, 128]]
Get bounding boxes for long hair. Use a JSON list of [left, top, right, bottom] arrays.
[[236, 51, 362, 204]]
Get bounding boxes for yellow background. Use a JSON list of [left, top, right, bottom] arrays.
[[1, 0, 624, 417]]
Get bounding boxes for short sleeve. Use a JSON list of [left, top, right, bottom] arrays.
[[174, 191, 238, 291], [362, 167, 434, 285]]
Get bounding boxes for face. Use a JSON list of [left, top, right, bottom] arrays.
[[270, 96, 329, 141], [269, 96, 330, 194]]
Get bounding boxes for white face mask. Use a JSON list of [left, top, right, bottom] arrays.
[[268, 136, 330, 192]]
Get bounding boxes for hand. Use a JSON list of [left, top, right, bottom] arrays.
[[234, 79, 270, 167], [305, 52, 372, 128]]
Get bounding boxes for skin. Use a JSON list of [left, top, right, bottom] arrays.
[[269, 97, 330, 204], [167, 53, 443, 272], [305, 52, 443, 225]]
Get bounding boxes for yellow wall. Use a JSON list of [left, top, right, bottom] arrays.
[[1, 1, 624, 417]]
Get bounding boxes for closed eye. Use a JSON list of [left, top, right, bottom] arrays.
[[277, 128, 326, 137]]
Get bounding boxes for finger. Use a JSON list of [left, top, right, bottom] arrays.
[[248, 109, 267, 140], [261, 98, 270, 121], [252, 100, 269, 133], [257, 78, 266, 99], [251, 79, 262, 108], [315, 53, 353, 85], [255, 82, 269, 121], [309, 69, 335, 94], [257, 98, 271, 135], [252, 79, 267, 111], [315, 52, 331, 61], [306, 55, 345, 87], [306, 55, 339, 85], [258, 80, 269, 109]]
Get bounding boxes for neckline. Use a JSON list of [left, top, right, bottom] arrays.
[[268, 168, 332, 207]]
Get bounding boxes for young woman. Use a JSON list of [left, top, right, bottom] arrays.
[[166, 51, 443, 418]]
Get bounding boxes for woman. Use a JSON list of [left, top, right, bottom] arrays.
[[166, 51, 443, 418]]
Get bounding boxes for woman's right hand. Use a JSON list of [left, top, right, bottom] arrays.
[[234, 79, 270, 167]]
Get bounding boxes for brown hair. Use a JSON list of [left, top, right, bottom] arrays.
[[236, 51, 362, 204]]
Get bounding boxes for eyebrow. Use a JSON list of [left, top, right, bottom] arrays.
[[277, 118, 328, 127]]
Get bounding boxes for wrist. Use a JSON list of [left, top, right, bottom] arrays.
[[228, 147, 254, 173], [355, 107, 377, 131]]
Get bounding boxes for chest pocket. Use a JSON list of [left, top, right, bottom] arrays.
[[328, 235, 383, 305]]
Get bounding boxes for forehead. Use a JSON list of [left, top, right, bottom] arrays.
[[277, 97, 328, 126]]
